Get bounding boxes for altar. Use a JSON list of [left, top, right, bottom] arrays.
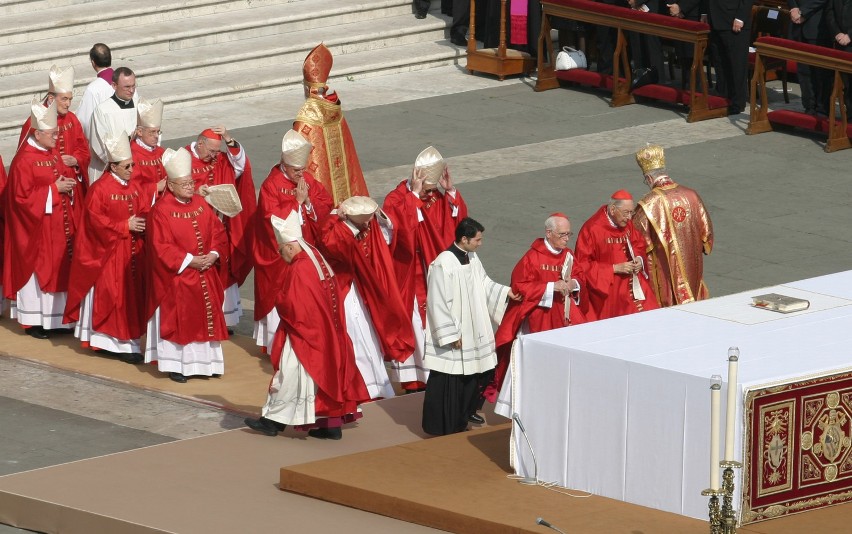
[[496, 271, 852, 523]]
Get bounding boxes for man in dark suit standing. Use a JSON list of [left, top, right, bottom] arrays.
[[710, 0, 753, 114], [825, 0, 852, 108], [790, 0, 832, 115]]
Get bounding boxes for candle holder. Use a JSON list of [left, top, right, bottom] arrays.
[[701, 488, 724, 534], [719, 460, 742, 534]]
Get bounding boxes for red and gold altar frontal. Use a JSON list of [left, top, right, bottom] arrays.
[[742, 369, 852, 523]]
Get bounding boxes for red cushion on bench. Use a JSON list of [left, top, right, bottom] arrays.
[[768, 109, 852, 136], [556, 69, 620, 89], [756, 36, 852, 64], [632, 84, 728, 108], [544, 0, 710, 32]]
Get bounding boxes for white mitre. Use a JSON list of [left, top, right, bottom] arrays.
[[162, 147, 192, 180], [281, 129, 312, 168], [137, 98, 164, 129], [48, 65, 74, 94], [339, 196, 378, 216], [30, 97, 58, 130], [105, 133, 132, 162], [414, 146, 446, 185], [271, 210, 333, 280]]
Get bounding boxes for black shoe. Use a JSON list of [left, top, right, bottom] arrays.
[[169, 372, 188, 383], [244, 417, 283, 436], [308, 427, 343, 440], [212, 373, 222, 378], [727, 105, 743, 115], [26, 326, 49, 339], [450, 35, 467, 47], [468, 413, 485, 424], [227, 328, 234, 336], [415, 10, 427, 18], [120, 352, 144, 364]]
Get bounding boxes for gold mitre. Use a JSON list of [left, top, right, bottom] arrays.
[[162, 147, 192, 180], [137, 98, 164, 129], [30, 96, 58, 130], [339, 196, 378, 216], [48, 65, 74, 94], [303, 43, 333, 89], [414, 146, 446, 185], [105, 133, 132, 162], [281, 129, 312, 168], [635, 144, 666, 174], [271, 210, 303, 246]]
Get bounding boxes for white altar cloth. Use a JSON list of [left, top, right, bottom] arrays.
[[497, 271, 852, 520]]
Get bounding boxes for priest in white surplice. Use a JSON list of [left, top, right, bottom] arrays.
[[421, 217, 520, 436], [88, 67, 138, 183]]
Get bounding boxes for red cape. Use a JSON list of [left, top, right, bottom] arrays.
[[145, 194, 229, 345], [252, 165, 332, 321], [63, 173, 149, 339], [318, 214, 415, 362], [574, 205, 660, 321], [269, 251, 369, 417], [382, 181, 467, 323], [3, 143, 82, 297], [0, 157, 7, 278], [187, 144, 257, 287], [19, 112, 90, 190]]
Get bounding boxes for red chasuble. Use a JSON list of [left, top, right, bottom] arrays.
[[574, 205, 660, 321], [130, 141, 166, 203], [318, 215, 416, 363], [3, 143, 82, 298], [269, 251, 369, 418], [63, 173, 149, 339], [0, 158, 7, 286], [382, 181, 468, 324], [485, 239, 587, 402], [19, 112, 90, 188], [252, 165, 332, 321], [187, 144, 257, 288], [145, 194, 229, 345]]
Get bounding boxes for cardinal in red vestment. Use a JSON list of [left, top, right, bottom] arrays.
[[244, 211, 369, 440], [0, 156, 8, 314], [145, 148, 229, 383], [4, 99, 83, 339], [63, 133, 150, 361], [382, 146, 467, 391], [485, 213, 587, 403], [575, 190, 660, 321], [18, 66, 90, 192], [632, 144, 714, 307], [130, 98, 167, 203], [318, 196, 416, 399], [188, 126, 257, 329], [294, 43, 369, 205], [252, 129, 332, 353]]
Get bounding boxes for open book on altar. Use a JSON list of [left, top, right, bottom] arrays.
[[204, 184, 242, 217], [751, 293, 810, 313]]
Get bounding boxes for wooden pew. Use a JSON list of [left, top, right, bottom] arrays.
[[748, 36, 852, 152], [536, 0, 729, 122]]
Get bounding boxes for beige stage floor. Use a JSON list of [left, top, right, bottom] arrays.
[[0, 321, 271, 414]]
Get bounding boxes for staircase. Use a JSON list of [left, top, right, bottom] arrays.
[[0, 0, 461, 158]]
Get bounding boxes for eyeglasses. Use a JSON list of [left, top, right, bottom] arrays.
[[120, 162, 135, 170], [171, 180, 195, 188], [616, 208, 635, 217], [549, 230, 573, 239]]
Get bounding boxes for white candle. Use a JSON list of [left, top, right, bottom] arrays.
[[724, 347, 740, 462], [710, 376, 722, 491]]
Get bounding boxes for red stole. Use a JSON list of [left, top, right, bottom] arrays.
[[3, 143, 82, 297], [64, 174, 149, 339], [146, 194, 229, 345], [252, 166, 332, 321], [318, 215, 416, 362]]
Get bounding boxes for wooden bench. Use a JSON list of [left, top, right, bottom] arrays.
[[536, 0, 729, 122], [748, 36, 852, 152]]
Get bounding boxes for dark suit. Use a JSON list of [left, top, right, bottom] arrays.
[[790, 0, 832, 113], [709, 0, 754, 112], [825, 0, 852, 107]]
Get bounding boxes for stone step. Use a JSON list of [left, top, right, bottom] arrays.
[[0, 10, 447, 108], [0, 0, 285, 46], [0, 0, 414, 76], [0, 35, 462, 137], [0, 0, 97, 15]]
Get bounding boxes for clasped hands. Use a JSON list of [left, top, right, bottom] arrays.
[[189, 253, 218, 272], [55, 176, 76, 194], [128, 215, 146, 233], [614, 259, 642, 275], [554, 279, 578, 296]]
